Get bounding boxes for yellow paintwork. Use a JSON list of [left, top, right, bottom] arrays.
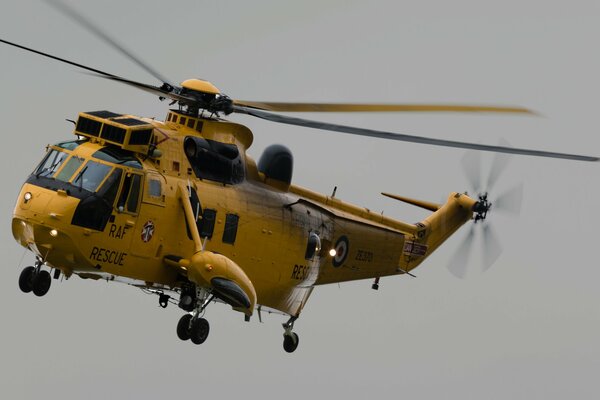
[[12, 109, 478, 318], [181, 79, 220, 94]]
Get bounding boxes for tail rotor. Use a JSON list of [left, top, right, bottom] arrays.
[[447, 142, 523, 278]]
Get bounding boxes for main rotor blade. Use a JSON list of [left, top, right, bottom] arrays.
[[234, 106, 599, 162], [494, 183, 524, 215], [234, 100, 534, 114], [447, 225, 475, 279], [482, 224, 502, 271], [0, 37, 192, 104], [46, 0, 174, 86], [0, 37, 117, 79]]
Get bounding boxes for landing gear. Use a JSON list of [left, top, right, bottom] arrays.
[[283, 332, 299, 353], [176, 314, 193, 341], [18, 261, 51, 297], [190, 318, 210, 344], [32, 270, 51, 297], [18, 266, 35, 293], [176, 314, 210, 344], [176, 286, 214, 346], [282, 316, 300, 353]]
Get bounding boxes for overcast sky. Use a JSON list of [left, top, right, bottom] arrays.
[[1, 1, 599, 399]]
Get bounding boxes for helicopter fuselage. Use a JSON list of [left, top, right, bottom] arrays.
[[12, 110, 476, 317]]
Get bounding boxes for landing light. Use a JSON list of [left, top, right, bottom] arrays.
[[24, 192, 32, 202], [329, 249, 337, 257], [49, 229, 58, 237]]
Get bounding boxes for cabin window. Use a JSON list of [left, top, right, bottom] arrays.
[[305, 232, 321, 260], [117, 173, 142, 214], [72, 161, 112, 192], [148, 178, 162, 197], [55, 156, 83, 182], [199, 209, 217, 239], [180, 117, 187, 126], [222, 214, 239, 244], [187, 119, 195, 128]]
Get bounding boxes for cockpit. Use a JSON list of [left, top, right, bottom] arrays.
[[28, 140, 144, 231]]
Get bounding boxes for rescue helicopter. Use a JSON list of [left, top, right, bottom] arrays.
[[4, 2, 598, 353]]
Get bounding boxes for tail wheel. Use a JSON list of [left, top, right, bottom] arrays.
[[32, 270, 51, 297], [18, 266, 35, 293], [176, 314, 193, 341], [190, 318, 210, 345], [283, 332, 299, 353]]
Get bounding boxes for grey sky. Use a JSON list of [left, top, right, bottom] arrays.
[[1, 1, 599, 399]]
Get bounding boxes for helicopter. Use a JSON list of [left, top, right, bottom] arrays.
[[4, 2, 598, 354]]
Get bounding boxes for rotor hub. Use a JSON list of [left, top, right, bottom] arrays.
[[473, 193, 491, 222]]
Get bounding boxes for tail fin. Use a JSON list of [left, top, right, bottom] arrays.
[[381, 192, 441, 212]]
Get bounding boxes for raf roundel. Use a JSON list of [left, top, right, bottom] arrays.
[[332, 236, 349, 267], [141, 220, 155, 243]]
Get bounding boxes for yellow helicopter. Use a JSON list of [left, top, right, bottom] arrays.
[[4, 2, 597, 353]]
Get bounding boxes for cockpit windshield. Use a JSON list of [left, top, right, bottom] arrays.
[[29, 142, 143, 232], [35, 149, 69, 178], [72, 161, 113, 192], [33, 142, 142, 193]]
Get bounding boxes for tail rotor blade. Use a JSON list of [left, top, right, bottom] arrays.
[[494, 183, 524, 216], [461, 151, 482, 193], [481, 224, 503, 272], [486, 139, 512, 192], [447, 225, 476, 278]]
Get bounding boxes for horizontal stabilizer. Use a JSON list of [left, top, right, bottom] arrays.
[[382, 192, 441, 212]]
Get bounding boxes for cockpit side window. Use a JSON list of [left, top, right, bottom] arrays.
[[98, 168, 123, 207], [72, 161, 112, 192], [117, 173, 142, 214], [127, 175, 141, 213]]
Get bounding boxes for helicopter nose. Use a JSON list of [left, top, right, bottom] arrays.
[[12, 183, 79, 252]]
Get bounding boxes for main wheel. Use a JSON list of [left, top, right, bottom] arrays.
[[176, 314, 193, 341], [32, 270, 51, 297], [283, 332, 299, 353], [190, 318, 210, 345], [18, 266, 35, 293]]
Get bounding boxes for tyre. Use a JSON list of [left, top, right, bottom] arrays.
[[176, 314, 193, 341], [190, 318, 210, 345], [283, 332, 299, 353], [18, 266, 35, 293], [32, 270, 51, 297]]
